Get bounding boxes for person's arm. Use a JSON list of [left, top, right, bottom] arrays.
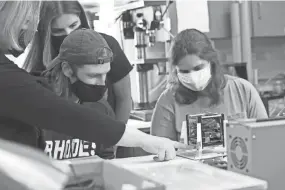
[[245, 81, 268, 119], [82, 100, 117, 159], [0, 70, 125, 147], [117, 125, 188, 161], [102, 34, 133, 123], [113, 74, 132, 123], [150, 91, 177, 141], [0, 61, 188, 162]]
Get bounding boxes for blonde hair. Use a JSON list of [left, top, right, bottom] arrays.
[[0, 1, 41, 51]]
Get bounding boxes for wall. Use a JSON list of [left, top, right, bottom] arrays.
[[168, 1, 285, 83], [214, 37, 285, 81]]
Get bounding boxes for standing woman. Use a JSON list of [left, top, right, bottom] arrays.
[[23, 1, 132, 124], [0, 1, 185, 161]]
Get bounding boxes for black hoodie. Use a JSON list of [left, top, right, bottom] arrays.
[[0, 53, 125, 148]]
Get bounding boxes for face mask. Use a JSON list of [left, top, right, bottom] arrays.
[[51, 26, 83, 54], [71, 80, 107, 102], [51, 35, 68, 55], [177, 64, 212, 91], [9, 30, 26, 57]]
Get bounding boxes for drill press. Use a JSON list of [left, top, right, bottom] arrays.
[[130, 18, 170, 122]]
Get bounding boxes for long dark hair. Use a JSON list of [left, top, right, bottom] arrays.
[[22, 1, 90, 72], [168, 28, 226, 105]]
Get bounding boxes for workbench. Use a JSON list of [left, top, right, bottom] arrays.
[[112, 156, 268, 190], [61, 149, 269, 190], [63, 155, 267, 190]]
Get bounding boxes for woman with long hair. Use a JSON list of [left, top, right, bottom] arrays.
[[23, 1, 132, 124], [0, 1, 185, 161], [151, 29, 268, 141]]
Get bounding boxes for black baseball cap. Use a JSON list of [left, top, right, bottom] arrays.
[[46, 28, 113, 71]]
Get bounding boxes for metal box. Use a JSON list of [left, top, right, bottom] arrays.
[[226, 119, 285, 190]]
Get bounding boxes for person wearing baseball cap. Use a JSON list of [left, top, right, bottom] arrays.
[[42, 28, 118, 160], [44, 28, 112, 101], [24, 1, 133, 125], [0, 1, 189, 163]]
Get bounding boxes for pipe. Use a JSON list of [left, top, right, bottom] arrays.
[[137, 71, 149, 104], [240, 0, 253, 83], [253, 69, 259, 86], [230, 1, 242, 63]]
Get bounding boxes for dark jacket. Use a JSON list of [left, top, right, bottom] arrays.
[[0, 53, 125, 149]]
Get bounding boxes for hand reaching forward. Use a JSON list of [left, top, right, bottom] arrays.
[[140, 135, 189, 161]]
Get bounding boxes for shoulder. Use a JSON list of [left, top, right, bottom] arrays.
[[100, 33, 133, 83], [0, 60, 38, 89], [225, 74, 256, 91], [99, 33, 120, 49], [224, 75, 259, 100], [98, 32, 125, 62], [156, 88, 176, 106]]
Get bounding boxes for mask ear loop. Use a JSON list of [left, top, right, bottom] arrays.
[[206, 61, 214, 85]]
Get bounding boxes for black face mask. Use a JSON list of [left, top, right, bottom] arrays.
[[71, 80, 107, 103], [51, 26, 83, 55], [9, 30, 26, 57], [51, 35, 68, 55]]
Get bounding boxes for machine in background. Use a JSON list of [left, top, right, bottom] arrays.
[[120, 1, 173, 122], [131, 12, 169, 121], [226, 117, 285, 190]]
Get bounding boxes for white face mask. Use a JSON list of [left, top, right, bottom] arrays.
[[177, 63, 212, 91]]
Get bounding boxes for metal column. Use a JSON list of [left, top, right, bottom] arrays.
[[240, 0, 253, 83]]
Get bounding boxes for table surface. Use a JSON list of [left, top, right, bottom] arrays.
[[61, 156, 267, 190], [112, 155, 189, 171], [112, 156, 267, 190], [114, 155, 182, 164]]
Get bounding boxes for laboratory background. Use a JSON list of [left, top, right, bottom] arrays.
[[2, 0, 285, 190]]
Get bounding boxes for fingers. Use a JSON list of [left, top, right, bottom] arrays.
[[146, 136, 195, 162], [153, 156, 165, 162], [154, 140, 177, 162], [173, 141, 196, 151], [165, 146, 176, 161], [157, 149, 166, 161], [153, 148, 175, 162], [173, 141, 189, 149], [153, 151, 166, 162]]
